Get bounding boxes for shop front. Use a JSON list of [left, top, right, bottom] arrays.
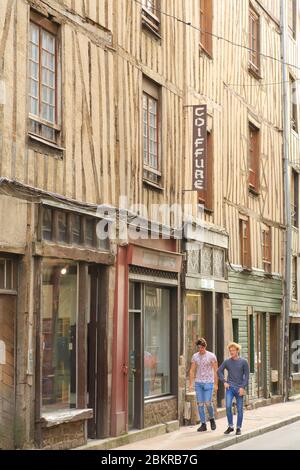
[[183, 225, 229, 422], [34, 203, 114, 449], [111, 238, 182, 436], [0, 181, 115, 449]]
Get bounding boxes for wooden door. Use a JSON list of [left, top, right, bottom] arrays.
[[0, 295, 16, 449]]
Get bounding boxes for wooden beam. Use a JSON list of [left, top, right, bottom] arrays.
[[33, 242, 114, 265]]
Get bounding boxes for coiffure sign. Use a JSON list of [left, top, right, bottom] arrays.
[[193, 104, 207, 191]]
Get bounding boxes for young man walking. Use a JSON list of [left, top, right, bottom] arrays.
[[189, 338, 218, 432], [218, 342, 249, 436]]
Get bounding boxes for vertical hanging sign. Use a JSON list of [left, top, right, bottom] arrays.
[[193, 104, 207, 191]]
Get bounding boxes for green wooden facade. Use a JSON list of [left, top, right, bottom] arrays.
[[228, 270, 283, 400]]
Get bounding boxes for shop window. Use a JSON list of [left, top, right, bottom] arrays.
[[85, 218, 96, 248], [200, 0, 213, 56], [144, 286, 170, 398], [185, 293, 205, 387], [42, 207, 53, 241], [41, 206, 109, 250], [57, 211, 68, 243], [29, 11, 61, 145], [71, 214, 82, 245], [41, 261, 77, 410]]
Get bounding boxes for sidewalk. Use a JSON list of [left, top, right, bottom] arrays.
[[112, 400, 300, 451]]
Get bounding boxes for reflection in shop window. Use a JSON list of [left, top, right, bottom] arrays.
[[144, 286, 170, 398], [41, 261, 77, 411], [42, 207, 53, 241], [185, 293, 205, 390], [57, 211, 68, 243]]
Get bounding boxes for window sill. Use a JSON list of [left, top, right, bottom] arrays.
[[142, 14, 161, 40], [28, 133, 64, 157], [291, 128, 299, 137], [144, 394, 176, 404], [248, 65, 262, 81], [0, 289, 17, 295], [249, 186, 260, 197], [40, 408, 93, 428], [143, 179, 164, 192], [199, 44, 213, 60], [241, 267, 252, 274]]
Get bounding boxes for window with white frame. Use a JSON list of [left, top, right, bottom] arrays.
[[143, 77, 161, 184], [29, 12, 60, 144]]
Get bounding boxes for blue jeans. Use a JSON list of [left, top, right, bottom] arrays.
[[226, 386, 244, 429], [195, 382, 214, 424]]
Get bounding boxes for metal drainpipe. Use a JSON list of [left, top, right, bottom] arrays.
[[281, 0, 291, 402]]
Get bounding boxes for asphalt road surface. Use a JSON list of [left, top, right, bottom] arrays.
[[226, 421, 300, 450]]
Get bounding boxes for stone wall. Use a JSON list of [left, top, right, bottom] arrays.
[[144, 398, 178, 428], [41, 421, 86, 450]]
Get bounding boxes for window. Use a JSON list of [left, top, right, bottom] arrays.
[[29, 12, 60, 144], [248, 313, 255, 373], [41, 261, 77, 410], [142, 0, 160, 35], [41, 206, 110, 250], [144, 286, 170, 398], [292, 256, 298, 301], [249, 5, 260, 74], [249, 123, 260, 193], [239, 217, 251, 269], [42, 207, 53, 241], [143, 78, 161, 185], [200, 0, 213, 56], [185, 293, 205, 387], [198, 132, 213, 211], [232, 318, 239, 343], [291, 169, 299, 228], [290, 76, 298, 132], [0, 258, 16, 291], [262, 226, 271, 273], [288, 0, 297, 39]]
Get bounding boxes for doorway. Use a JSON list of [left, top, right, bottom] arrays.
[[87, 265, 109, 439], [128, 283, 143, 429], [256, 313, 267, 398]]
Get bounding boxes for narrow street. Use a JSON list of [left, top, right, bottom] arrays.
[[226, 421, 300, 450], [107, 401, 300, 451]]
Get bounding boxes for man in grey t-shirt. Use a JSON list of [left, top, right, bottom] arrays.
[[218, 342, 249, 436]]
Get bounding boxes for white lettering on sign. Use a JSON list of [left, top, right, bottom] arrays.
[[193, 105, 207, 191]]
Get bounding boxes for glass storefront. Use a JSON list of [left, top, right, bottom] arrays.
[[185, 292, 205, 389], [144, 286, 170, 398], [41, 260, 78, 411]]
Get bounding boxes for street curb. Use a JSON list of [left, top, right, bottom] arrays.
[[193, 414, 300, 450]]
